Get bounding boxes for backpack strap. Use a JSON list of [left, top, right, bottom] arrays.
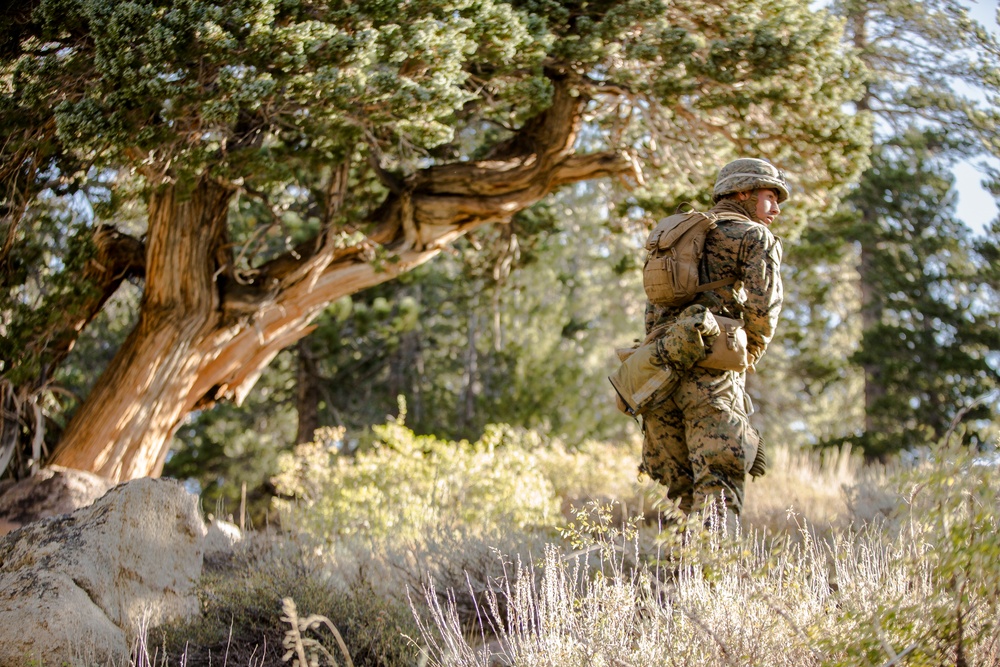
[[694, 276, 737, 293]]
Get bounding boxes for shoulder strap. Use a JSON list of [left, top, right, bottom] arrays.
[[712, 213, 751, 223], [646, 212, 716, 251]]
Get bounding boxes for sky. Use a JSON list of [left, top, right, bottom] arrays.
[[954, 0, 999, 234]]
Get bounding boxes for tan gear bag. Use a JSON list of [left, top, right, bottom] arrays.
[[610, 308, 749, 416], [697, 314, 749, 372], [609, 343, 680, 416], [643, 211, 737, 307], [610, 305, 723, 415]]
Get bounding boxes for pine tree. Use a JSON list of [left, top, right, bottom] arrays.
[[788, 0, 1000, 457], [846, 134, 1000, 455]]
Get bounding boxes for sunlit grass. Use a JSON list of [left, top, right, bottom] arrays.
[[139, 424, 999, 667]]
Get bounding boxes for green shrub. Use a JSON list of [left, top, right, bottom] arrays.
[[272, 419, 560, 541]]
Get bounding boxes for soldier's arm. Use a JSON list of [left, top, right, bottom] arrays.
[[739, 227, 783, 366]]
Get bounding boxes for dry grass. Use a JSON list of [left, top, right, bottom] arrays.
[[412, 442, 1000, 667], [743, 443, 897, 538], [126, 431, 1000, 667]]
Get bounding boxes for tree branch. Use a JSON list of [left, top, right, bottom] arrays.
[[195, 76, 636, 410], [29, 226, 145, 377]]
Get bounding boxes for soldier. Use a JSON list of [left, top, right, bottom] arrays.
[[640, 158, 787, 521]]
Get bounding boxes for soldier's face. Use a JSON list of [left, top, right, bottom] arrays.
[[753, 189, 781, 226]]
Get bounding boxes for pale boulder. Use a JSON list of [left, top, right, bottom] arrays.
[[0, 477, 207, 666], [204, 518, 243, 566]]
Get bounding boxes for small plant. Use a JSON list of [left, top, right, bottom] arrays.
[[152, 533, 421, 667], [280, 597, 354, 667]]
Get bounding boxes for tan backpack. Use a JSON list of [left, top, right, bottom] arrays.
[[642, 210, 737, 307]]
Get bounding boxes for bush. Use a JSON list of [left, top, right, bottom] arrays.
[[271, 419, 561, 541]]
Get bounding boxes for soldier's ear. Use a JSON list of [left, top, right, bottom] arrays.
[[735, 191, 750, 202]]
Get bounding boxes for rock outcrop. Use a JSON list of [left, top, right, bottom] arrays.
[[0, 466, 115, 536], [0, 478, 207, 666]]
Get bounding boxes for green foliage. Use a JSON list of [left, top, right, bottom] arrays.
[[765, 128, 1000, 457], [6, 0, 871, 202], [272, 413, 560, 540], [833, 0, 1000, 156], [1, 202, 100, 386], [769, 0, 1000, 458], [1, 0, 872, 240], [841, 136, 999, 456], [7, 0, 545, 180], [1, 188, 147, 476]]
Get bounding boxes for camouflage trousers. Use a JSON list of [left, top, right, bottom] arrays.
[[640, 367, 760, 515]]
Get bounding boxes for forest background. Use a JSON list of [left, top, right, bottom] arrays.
[[3, 0, 1000, 665], [2, 0, 1000, 529]]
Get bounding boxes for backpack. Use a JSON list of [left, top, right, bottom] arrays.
[[642, 210, 737, 307]]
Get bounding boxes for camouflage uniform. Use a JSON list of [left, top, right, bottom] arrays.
[[640, 194, 784, 516]]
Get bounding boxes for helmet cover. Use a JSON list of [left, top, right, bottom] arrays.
[[712, 158, 789, 203]]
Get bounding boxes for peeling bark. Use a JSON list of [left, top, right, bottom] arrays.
[[50, 180, 233, 480]]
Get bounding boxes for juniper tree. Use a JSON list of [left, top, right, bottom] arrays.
[[0, 0, 868, 480]]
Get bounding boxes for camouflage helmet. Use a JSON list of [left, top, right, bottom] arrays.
[[712, 158, 789, 203]]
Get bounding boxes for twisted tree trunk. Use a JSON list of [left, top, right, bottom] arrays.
[[50, 77, 635, 481], [51, 180, 234, 479]]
